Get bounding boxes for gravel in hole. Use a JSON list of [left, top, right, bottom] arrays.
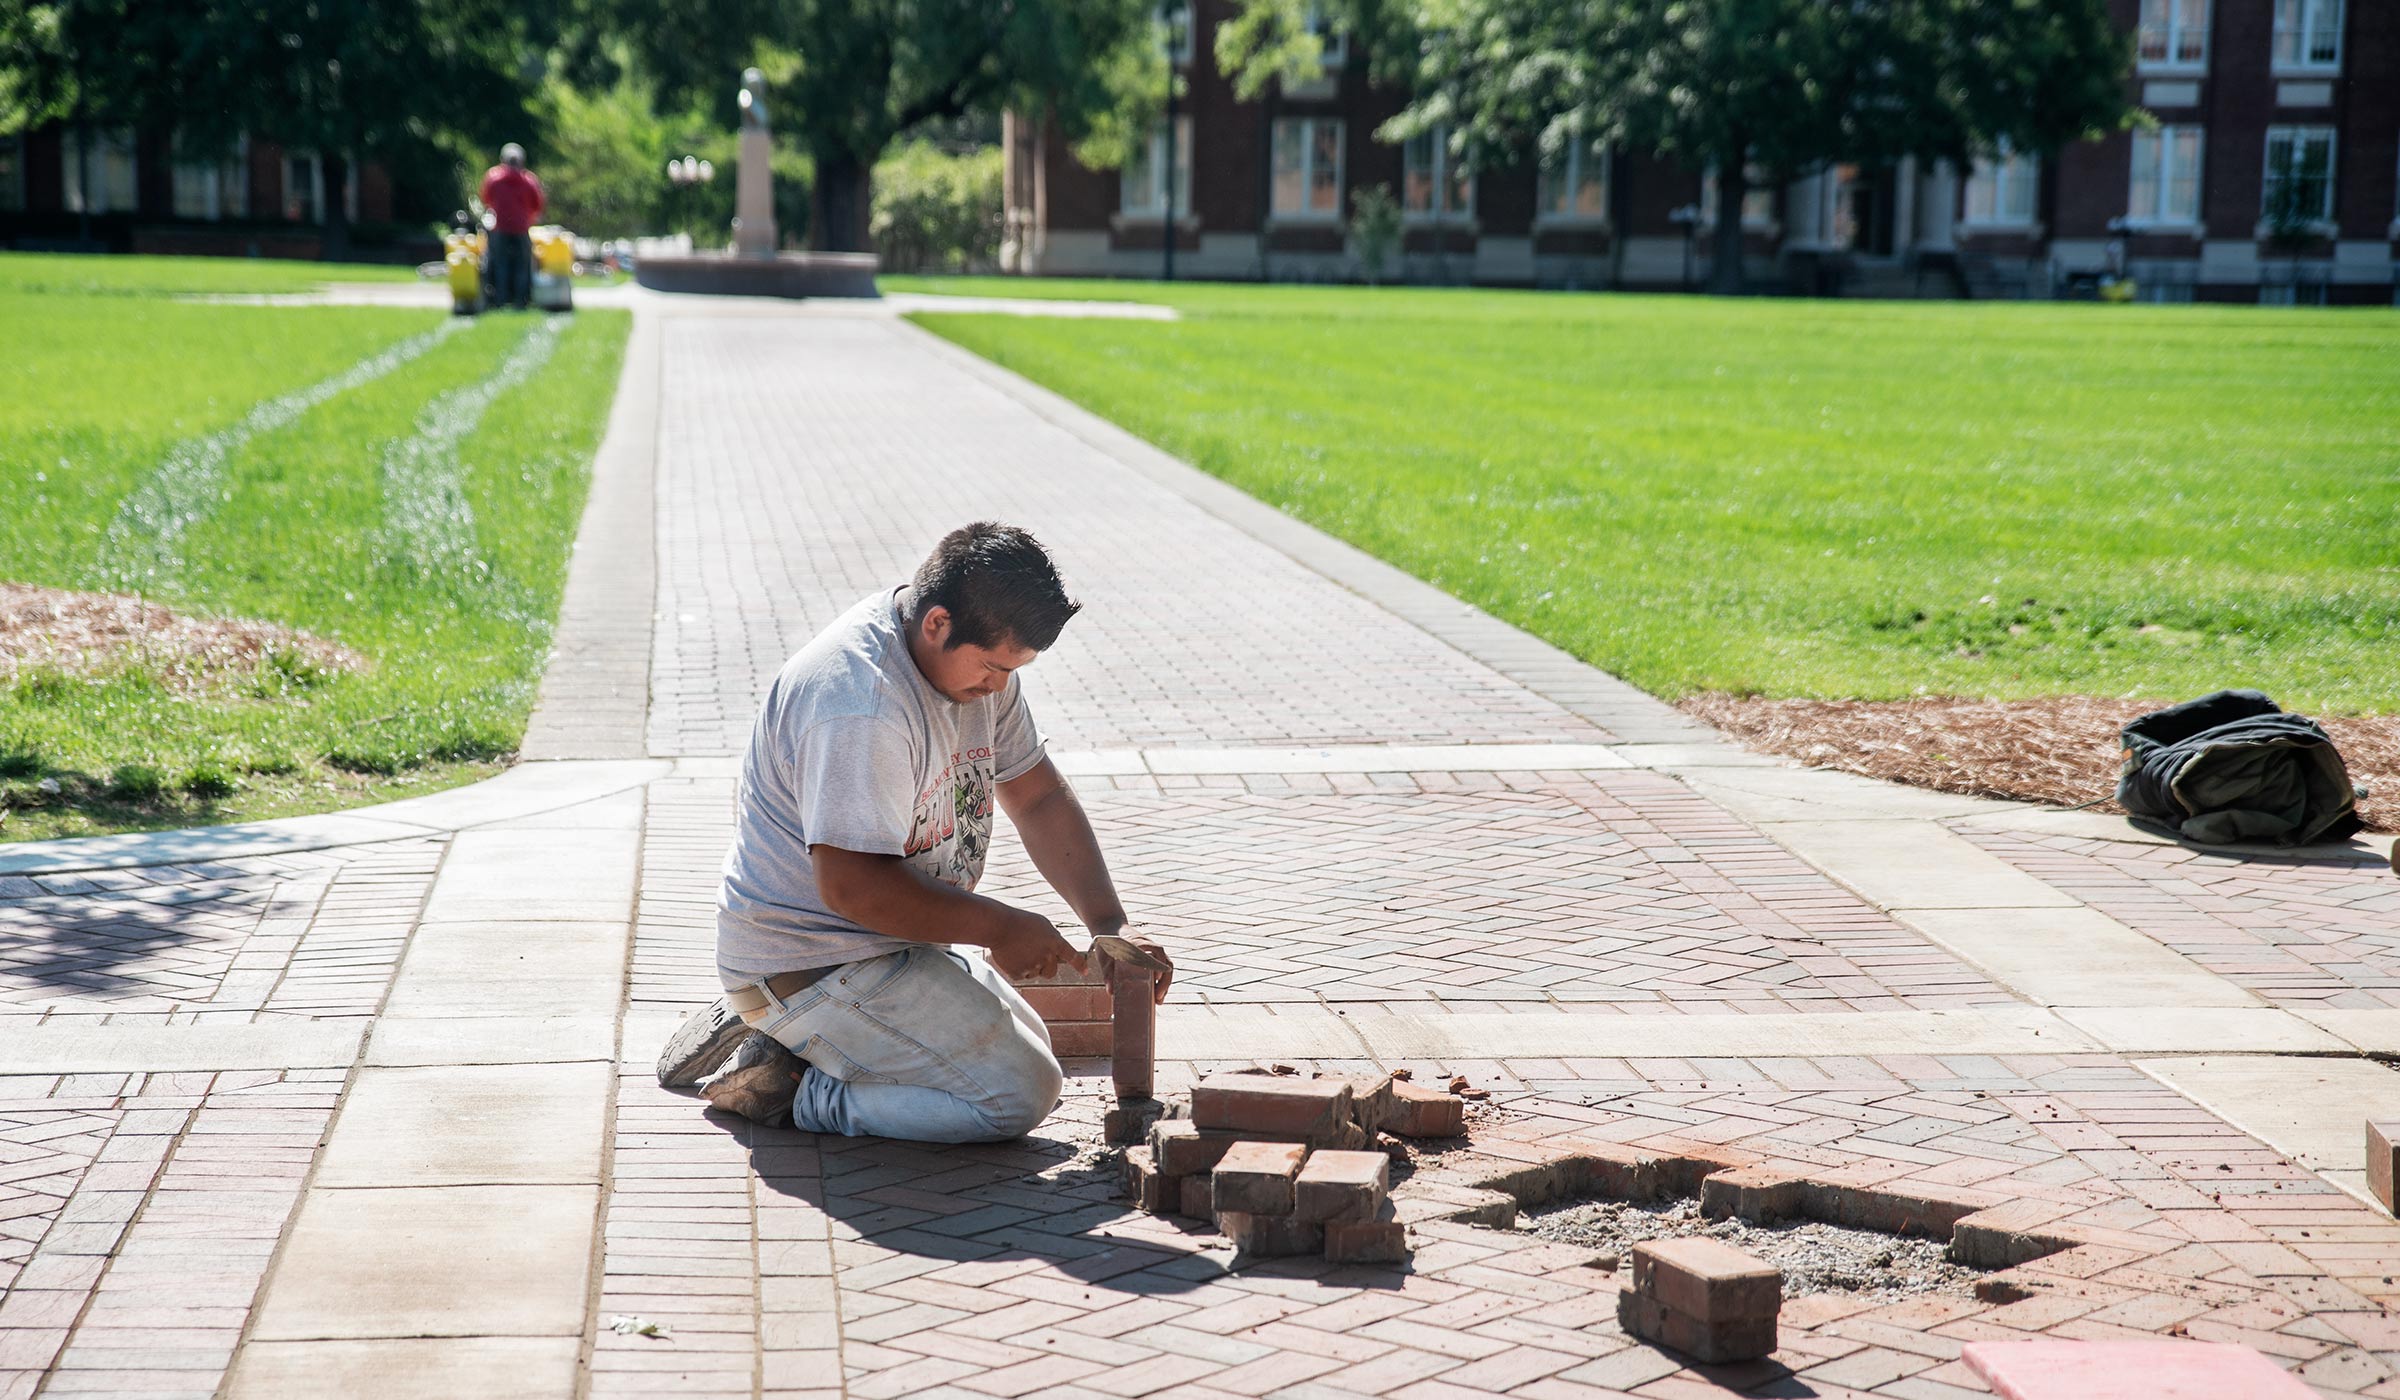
[[1528, 1197, 1987, 1301]]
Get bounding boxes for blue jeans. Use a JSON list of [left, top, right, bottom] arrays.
[[738, 946, 1062, 1144]]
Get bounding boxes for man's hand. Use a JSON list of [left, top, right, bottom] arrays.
[[986, 911, 1088, 981], [1093, 925, 1175, 1004]]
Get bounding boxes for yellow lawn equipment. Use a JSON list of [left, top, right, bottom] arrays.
[[444, 224, 488, 316], [532, 225, 576, 312]]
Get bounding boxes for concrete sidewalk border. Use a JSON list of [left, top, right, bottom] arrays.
[[0, 758, 668, 875], [0, 1020, 365, 1072]]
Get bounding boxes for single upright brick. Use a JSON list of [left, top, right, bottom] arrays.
[[1385, 1080, 1465, 1138], [2371, 1122, 2400, 1215], [1218, 1210, 1324, 1258], [1104, 1097, 1163, 1146], [1213, 1140, 1308, 1216], [1294, 1150, 1389, 1224], [1192, 1074, 1354, 1141], [1176, 1172, 1215, 1221], [1108, 962, 1157, 1102], [1630, 1238, 1781, 1325]]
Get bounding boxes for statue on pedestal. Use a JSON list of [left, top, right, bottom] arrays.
[[733, 67, 778, 258]]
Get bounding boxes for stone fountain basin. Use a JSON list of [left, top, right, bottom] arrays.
[[633, 250, 879, 299]]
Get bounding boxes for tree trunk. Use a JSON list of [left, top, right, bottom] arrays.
[[1709, 147, 1747, 295], [322, 152, 352, 261], [811, 147, 871, 253]]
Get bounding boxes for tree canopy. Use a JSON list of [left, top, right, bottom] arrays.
[[1224, 0, 2136, 291], [590, 0, 1164, 251], [0, 0, 546, 250]]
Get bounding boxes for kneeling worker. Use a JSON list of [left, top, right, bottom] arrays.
[[714, 523, 1173, 1143]]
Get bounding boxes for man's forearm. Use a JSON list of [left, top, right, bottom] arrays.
[[1009, 781, 1127, 935], [816, 850, 1025, 948]]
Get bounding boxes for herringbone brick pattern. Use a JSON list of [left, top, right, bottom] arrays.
[[0, 841, 439, 1019], [975, 776, 2009, 1011], [0, 1069, 336, 1399], [645, 316, 1606, 759], [764, 1052, 2400, 1399], [1965, 829, 2400, 1009]]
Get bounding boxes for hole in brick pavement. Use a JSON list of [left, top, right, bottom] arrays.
[[1522, 1196, 1987, 1301]]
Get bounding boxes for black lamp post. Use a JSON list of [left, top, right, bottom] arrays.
[[1162, 0, 1186, 281]]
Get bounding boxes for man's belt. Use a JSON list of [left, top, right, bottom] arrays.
[[725, 965, 838, 1024]]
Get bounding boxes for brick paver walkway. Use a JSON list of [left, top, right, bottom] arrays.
[[4, 292, 2398, 1399]]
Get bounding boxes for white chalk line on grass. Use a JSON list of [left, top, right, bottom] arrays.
[[101, 319, 469, 591], [378, 315, 567, 593]]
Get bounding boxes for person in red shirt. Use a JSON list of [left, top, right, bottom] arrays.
[[478, 144, 546, 310]]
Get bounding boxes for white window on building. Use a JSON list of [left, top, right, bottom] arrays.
[[2138, 0, 2210, 67], [1700, 163, 1776, 231], [1119, 118, 1192, 218], [1537, 143, 1608, 221], [1963, 143, 2040, 226], [2261, 126, 2336, 226], [1306, 2, 1347, 71], [0, 135, 24, 213], [2272, 0, 2342, 69], [1401, 127, 1472, 220], [1271, 116, 1343, 218], [62, 128, 138, 214], [2128, 126, 2205, 226], [172, 136, 248, 221]]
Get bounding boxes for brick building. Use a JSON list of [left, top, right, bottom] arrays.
[[0, 129, 416, 261], [1004, 0, 2400, 303]]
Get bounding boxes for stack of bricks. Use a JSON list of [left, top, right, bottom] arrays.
[[1120, 1071, 1466, 1264], [1617, 1237, 1782, 1364]]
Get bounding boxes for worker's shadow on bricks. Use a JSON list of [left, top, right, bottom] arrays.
[[703, 1068, 1416, 1297]]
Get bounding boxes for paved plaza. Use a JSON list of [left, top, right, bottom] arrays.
[[2, 289, 2398, 1398]]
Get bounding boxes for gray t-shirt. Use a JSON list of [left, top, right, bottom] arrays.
[[715, 588, 1047, 985]]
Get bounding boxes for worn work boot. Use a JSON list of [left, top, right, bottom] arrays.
[[656, 996, 750, 1088], [697, 1032, 804, 1126]]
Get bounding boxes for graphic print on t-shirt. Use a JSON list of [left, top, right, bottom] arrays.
[[902, 745, 995, 888]]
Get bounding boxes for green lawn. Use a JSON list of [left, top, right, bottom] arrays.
[[0, 253, 627, 840], [896, 277, 2400, 715], [0, 250, 423, 297]]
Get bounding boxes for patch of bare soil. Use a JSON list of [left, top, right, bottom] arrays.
[[0, 583, 364, 694], [1529, 1196, 1985, 1300], [1679, 693, 2396, 834]]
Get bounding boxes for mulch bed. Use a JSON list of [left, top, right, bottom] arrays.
[[0, 582, 363, 694], [1679, 692, 2397, 835]]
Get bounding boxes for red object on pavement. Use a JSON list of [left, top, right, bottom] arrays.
[[480, 165, 546, 234], [1962, 1340, 2314, 1399]]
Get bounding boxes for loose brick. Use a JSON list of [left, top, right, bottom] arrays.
[[1345, 1074, 1399, 1136], [1218, 1209, 1324, 1258], [1150, 1119, 1296, 1176], [1294, 1150, 1389, 1224], [1108, 963, 1157, 1101], [1629, 1237, 1781, 1326], [1385, 1080, 1465, 1138], [1213, 1141, 1307, 1216], [1046, 1021, 1113, 1058], [1617, 1290, 1777, 1364], [2370, 1122, 2400, 1215], [1176, 1172, 1215, 1221], [1017, 984, 1115, 1023], [1324, 1203, 1407, 1264], [1121, 1146, 1173, 1214], [1104, 1097, 1163, 1146], [1192, 1073, 1354, 1140]]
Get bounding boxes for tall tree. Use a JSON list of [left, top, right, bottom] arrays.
[[1224, 0, 2135, 292], [0, 0, 543, 256], [594, 0, 1162, 252]]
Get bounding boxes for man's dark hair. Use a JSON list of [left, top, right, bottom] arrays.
[[908, 523, 1081, 652]]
